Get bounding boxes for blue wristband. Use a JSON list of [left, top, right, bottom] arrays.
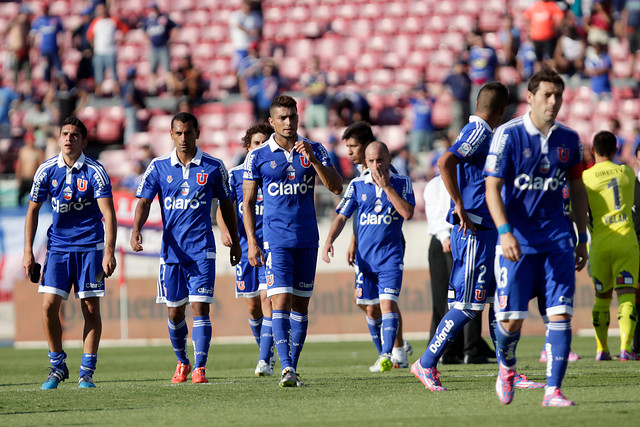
[[578, 232, 588, 243], [497, 223, 512, 235]]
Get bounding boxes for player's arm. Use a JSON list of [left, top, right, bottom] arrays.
[[347, 233, 357, 266], [322, 213, 349, 263], [219, 198, 241, 266], [294, 140, 343, 195], [242, 179, 264, 267], [97, 197, 117, 277], [371, 167, 414, 220], [215, 204, 234, 248], [569, 176, 589, 271], [22, 200, 43, 277], [486, 176, 521, 261], [130, 197, 152, 252], [437, 151, 475, 234]]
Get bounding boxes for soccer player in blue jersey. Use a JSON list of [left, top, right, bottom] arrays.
[[131, 112, 241, 384], [322, 141, 415, 371], [217, 123, 275, 376], [23, 116, 117, 389], [243, 95, 343, 387], [411, 82, 513, 391], [484, 67, 589, 407]]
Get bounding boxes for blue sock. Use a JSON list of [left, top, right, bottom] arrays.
[[488, 304, 498, 357], [290, 311, 308, 370], [495, 321, 520, 368], [381, 312, 400, 355], [192, 316, 212, 368], [249, 316, 263, 346], [259, 316, 274, 363], [545, 320, 571, 388], [168, 318, 190, 365], [79, 353, 97, 378], [420, 308, 474, 368], [367, 316, 383, 355], [272, 310, 292, 370], [48, 350, 67, 369]]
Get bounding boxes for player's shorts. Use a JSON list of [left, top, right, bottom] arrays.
[[494, 247, 575, 320], [355, 266, 403, 305], [39, 249, 105, 300], [157, 257, 215, 307], [448, 227, 497, 310], [589, 243, 639, 294], [264, 247, 317, 298], [235, 259, 267, 298]]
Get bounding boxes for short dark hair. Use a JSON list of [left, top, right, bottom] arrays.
[[477, 82, 509, 115], [171, 112, 199, 131], [61, 116, 88, 140], [269, 95, 297, 115], [242, 122, 274, 149], [527, 67, 565, 94], [342, 121, 375, 145], [592, 131, 618, 157]]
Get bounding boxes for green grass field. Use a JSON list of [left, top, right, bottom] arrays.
[[0, 336, 638, 426]]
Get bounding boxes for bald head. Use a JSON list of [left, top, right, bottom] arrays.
[[365, 141, 391, 172]]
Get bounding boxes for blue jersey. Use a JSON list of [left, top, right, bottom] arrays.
[[484, 113, 584, 254], [30, 153, 112, 252], [137, 148, 231, 263], [228, 164, 264, 258], [337, 170, 415, 272], [143, 14, 177, 47], [447, 116, 494, 228], [243, 134, 333, 249], [31, 16, 64, 55], [469, 45, 498, 85]]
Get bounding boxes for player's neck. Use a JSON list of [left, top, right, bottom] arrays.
[[530, 115, 554, 137], [62, 152, 82, 168], [274, 134, 295, 152], [594, 155, 614, 164], [176, 148, 197, 166]]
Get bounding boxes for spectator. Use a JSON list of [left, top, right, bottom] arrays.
[[585, 41, 613, 99], [254, 60, 281, 122], [122, 67, 146, 145], [119, 160, 146, 194], [4, 6, 32, 93], [48, 73, 86, 126], [498, 15, 521, 66], [22, 97, 54, 150], [516, 31, 539, 80], [443, 59, 471, 139], [0, 77, 21, 139], [523, 0, 565, 63], [87, 4, 129, 96], [72, 8, 95, 91], [229, 0, 263, 73], [467, 31, 499, 114], [15, 133, 44, 205], [553, 23, 586, 76], [30, 4, 64, 84], [333, 81, 371, 126], [391, 146, 411, 177], [237, 42, 262, 117], [585, 1, 612, 45], [141, 3, 178, 95], [407, 85, 435, 154], [621, 0, 640, 78], [301, 56, 330, 129], [172, 56, 206, 105]]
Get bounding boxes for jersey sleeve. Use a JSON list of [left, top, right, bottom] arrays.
[[449, 123, 484, 161], [313, 141, 333, 167], [214, 161, 231, 201], [91, 163, 113, 198], [568, 135, 585, 180], [337, 180, 358, 218], [400, 175, 416, 206], [136, 160, 159, 200], [227, 170, 238, 203], [30, 163, 50, 203], [484, 125, 512, 179], [243, 149, 261, 182]]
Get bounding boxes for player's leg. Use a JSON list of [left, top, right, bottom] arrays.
[[590, 246, 614, 359], [391, 308, 411, 368], [355, 268, 384, 360], [634, 284, 640, 355], [187, 258, 216, 383], [256, 285, 275, 376], [617, 287, 638, 360], [289, 248, 317, 372], [366, 304, 383, 357], [246, 296, 264, 346]]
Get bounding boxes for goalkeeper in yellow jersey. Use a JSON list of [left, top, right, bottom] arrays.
[[583, 130, 639, 361]]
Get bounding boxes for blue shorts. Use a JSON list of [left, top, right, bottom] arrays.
[[157, 258, 216, 307], [235, 259, 266, 298], [495, 248, 575, 320], [39, 250, 105, 300], [448, 227, 497, 310], [355, 266, 403, 305], [264, 247, 317, 298]]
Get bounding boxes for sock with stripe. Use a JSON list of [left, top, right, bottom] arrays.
[[366, 315, 383, 355], [272, 310, 293, 370], [259, 316, 274, 363], [79, 353, 97, 378], [192, 316, 212, 368], [290, 311, 308, 370], [48, 350, 67, 370], [495, 321, 520, 369], [618, 293, 637, 353], [381, 312, 400, 355], [248, 316, 263, 346], [592, 296, 611, 353], [420, 308, 474, 368], [168, 318, 190, 365], [545, 320, 571, 388]]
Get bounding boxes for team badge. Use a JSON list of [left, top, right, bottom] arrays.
[[374, 199, 383, 213], [300, 156, 311, 168], [77, 178, 88, 192], [457, 143, 472, 156], [257, 188, 263, 202], [270, 161, 277, 169], [52, 179, 58, 187], [180, 181, 190, 196], [287, 165, 295, 180], [557, 147, 569, 162], [361, 194, 367, 201], [539, 156, 550, 173], [475, 290, 486, 301], [523, 148, 531, 158], [499, 295, 508, 309], [196, 172, 208, 185], [237, 281, 245, 291], [266, 274, 274, 286], [63, 187, 72, 201], [167, 175, 173, 183]]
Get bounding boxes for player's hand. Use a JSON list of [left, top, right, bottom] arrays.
[[347, 239, 356, 266], [574, 242, 588, 271], [370, 164, 390, 189], [442, 237, 451, 253], [220, 230, 233, 248], [454, 205, 475, 235], [248, 243, 264, 267], [294, 140, 317, 164], [130, 230, 143, 252], [229, 241, 242, 266], [322, 243, 334, 263], [500, 232, 521, 262], [22, 251, 35, 278], [102, 251, 117, 278]]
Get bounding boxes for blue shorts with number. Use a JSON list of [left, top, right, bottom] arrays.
[[448, 227, 497, 310], [39, 249, 105, 300], [235, 259, 266, 298], [157, 257, 216, 307], [264, 247, 317, 298], [494, 247, 575, 320], [355, 266, 403, 304]]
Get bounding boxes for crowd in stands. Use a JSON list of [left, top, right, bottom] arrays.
[[1, 0, 640, 213]]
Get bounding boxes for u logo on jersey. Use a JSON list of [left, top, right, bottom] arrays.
[[266, 274, 274, 286], [77, 178, 88, 192], [557, 147, 569, 162], [499, 295, 508, 309], [196, 173, 208, 185], [475, 290, 486, 301], [236, 280, 245, 290], [300, 156, 311, 168]]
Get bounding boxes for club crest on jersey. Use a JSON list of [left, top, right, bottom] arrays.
[[266, 274, 274, 286], [270, 161, 277, 169], [196, 172, 208, 185], [63, 187, 72, 201], [180, 182, 190, 196], [257, 189, 263, 202], [457, 143, 472, 156], [475, 290, 486, 301], [374, 199, 383, 213], [52, 179, 58, 187], [523, 148, 531, 158], [499, 295, 508, 309], [557, 147, 569, 162], [287, 165, 296, 180], [539, 156, 550, 173], [300, 156, 311, 168], [77, 178, 88, 192], [361, 194, 367, 201], [166, 175, 173, 183], [236, 281, 245, 291]]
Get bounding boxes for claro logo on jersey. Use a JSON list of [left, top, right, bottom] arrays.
[[360, 207, 398, 225], [164, 194, 207, 210], [514, 169, 566, 191], [53, 197, 92, 213], [267, 175, 314, 196]]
